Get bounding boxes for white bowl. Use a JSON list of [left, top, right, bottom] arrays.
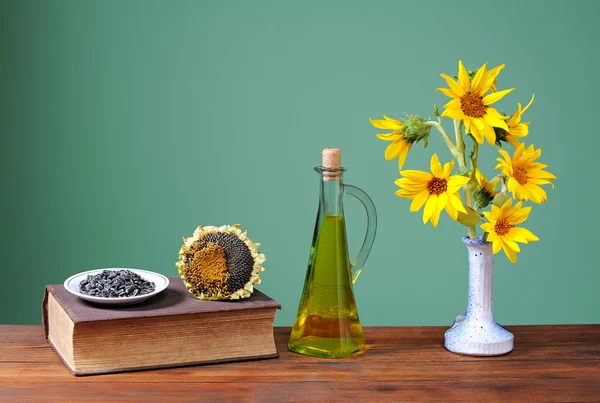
[[64, 268, 169, 305]]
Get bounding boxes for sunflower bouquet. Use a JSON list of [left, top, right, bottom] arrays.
[[371, 61, 555, 263]]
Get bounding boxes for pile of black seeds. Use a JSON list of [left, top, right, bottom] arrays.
[[79, 270, 156, 298]]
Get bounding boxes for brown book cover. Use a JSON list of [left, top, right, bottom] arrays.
[[43, 276, 281, 376]]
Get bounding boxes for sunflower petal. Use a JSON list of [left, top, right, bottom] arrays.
[[445, 203, 458, 220], [396, 189, 420, 199], [423, 195, 437, 224], [484, 111, 509, 130], [503, 243, 517, 263], [430, 210, 441, 228], [505, 202, 531, 224], [397, 143, 411, 171], [443, 160, 455, 177], [522, 94, 535, 114], [478, 64, 505, 94], [437, 87, 459, 99], [395, 178, 427, 191], [507, 105, 522, 127], [400, 170, 433, 182], [492, 239, 503, 254], [508, 227, 539, 242], [458, 60, 470, 92], [486, 107, 508, 120], [508, 123, 528, 138], [437, 192, 448, 213], [442, 107, 465, 120], [383, 114, 402, 124], [463, 117, 472, 134], [384, 141, 402, 160], [507, 135, 522, 148], [430, 154, 442, 175], [447, 175, 470, 193], [503, 238, 521, 252], [410, 190, 430, 212], [449, 192, 467, 213], [470, 122, 485, 145], [440, 73, 466, 97], [444, 98, 462, 109], [471, 63, 488, 95], [482, 119, 497, 146], [482, 88, 515, 105], [376, 132, 402, 141], [370, 118, 401, 130], [481, 222, 493, 233]]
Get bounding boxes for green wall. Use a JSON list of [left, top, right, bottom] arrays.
[[1, 0, 598, 326]]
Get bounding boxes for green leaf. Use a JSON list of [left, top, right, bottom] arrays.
[[456, 207, 482, 227]]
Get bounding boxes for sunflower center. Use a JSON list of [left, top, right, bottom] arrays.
[[512, 166, 528, 185], [460, 92, 486, 118], [494, 219, 511, 236], [427, 177, 448, 195], [188, 243, 231, 293]]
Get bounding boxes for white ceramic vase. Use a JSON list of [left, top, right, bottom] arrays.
[[444, 237, 514, 356]]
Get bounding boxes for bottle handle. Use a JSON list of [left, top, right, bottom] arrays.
[[343, 184, 377, 284]]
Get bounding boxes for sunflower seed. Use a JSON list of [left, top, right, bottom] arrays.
[[78, 270, 156, 298]]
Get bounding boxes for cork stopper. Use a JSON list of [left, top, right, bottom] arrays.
[[322, 148, 341, 181]]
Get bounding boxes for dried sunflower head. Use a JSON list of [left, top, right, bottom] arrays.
[[176, 224, 266, 300]]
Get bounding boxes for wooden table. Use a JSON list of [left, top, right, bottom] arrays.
[[1, 325, 598, 402]]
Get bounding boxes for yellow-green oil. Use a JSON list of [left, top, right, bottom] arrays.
[[288, 215, 365, 358]]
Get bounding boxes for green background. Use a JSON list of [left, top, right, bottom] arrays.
[[1, 0, 598, 326]]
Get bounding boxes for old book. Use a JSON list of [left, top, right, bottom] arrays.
[[42, 276, 281, 376]]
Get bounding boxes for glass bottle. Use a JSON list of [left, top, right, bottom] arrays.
[[288, 149, 377, 358]]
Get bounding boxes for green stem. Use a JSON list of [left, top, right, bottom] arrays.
[[423, 121, 459, 160], [470, 139, 479, 183], [453, 119, 477, 239], [453, 119, 467, 168]]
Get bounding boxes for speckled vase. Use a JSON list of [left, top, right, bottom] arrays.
[[444, 237, 514, 356]]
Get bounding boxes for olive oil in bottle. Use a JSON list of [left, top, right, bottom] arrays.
[[288, 215, 364, 358]]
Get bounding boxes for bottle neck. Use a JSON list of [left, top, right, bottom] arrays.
[[315, 166, 346, 217], [320, 177, 343, 216]]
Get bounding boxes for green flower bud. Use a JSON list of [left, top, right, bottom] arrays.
[[401, 115, 432, 146], [473, 188, 494, 210], [492, 191, 511, 207], [494, 126, 509, 147]]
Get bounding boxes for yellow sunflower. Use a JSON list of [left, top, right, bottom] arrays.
[[481, 199, 539, 263], [495, 143, 555, 204], [437, 61, 514, 145], [370, 115, 412, 171], [503, 94, 535, 147], [395, 154, 470, 227], [475, 168, 500, 197]]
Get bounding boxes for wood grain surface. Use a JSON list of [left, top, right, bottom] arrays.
[[1, 325, 598, 402]]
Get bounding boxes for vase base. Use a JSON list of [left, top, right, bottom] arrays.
[[444, 316, 514, 356]]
